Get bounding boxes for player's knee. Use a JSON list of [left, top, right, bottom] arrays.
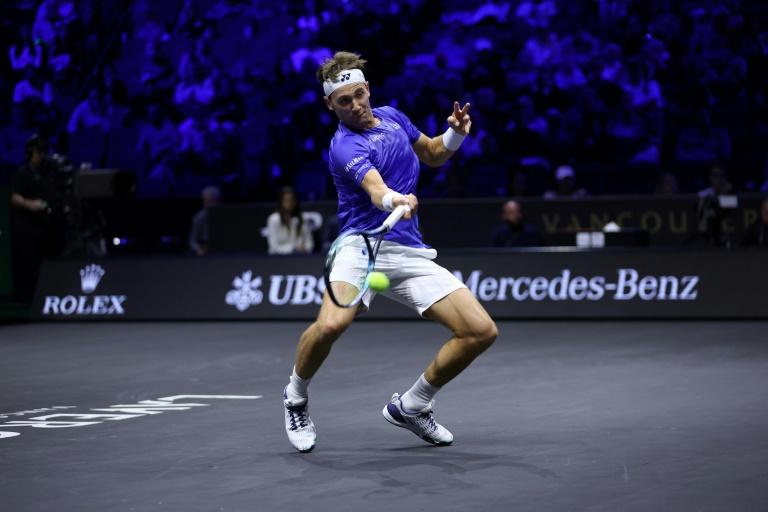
[[468, 320, 497, 353], [316, 317, 348, 341]]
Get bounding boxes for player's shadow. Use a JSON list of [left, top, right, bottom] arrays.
[[280, 445, 558, 491]]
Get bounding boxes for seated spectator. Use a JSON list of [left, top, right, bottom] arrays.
[[697, 164, 733, 198], [189, 185, 221, 256], [136, 104, 178, 180], [67, 89, 113, 133], [599, 43, 625, 83], [138, 42, 176, 103], [12, 68, 55, 128], [742, 197, 768, 247], [13, 68, 53, 106], [130, 0, 165, 44], [554, 62, 587, 92], [515, 0, 557, 29], [520, 29, 561, 68], [9, 26, 43, 72], [654, 172, 679, 195], [491, 200, 541, 247], [696, 165, 735, 246], [176, 111, 217, 176], [266, 186, 314, 255], [544, 165, 588, 199], [174, 60, 215, 109], [32, 0, 57, 47], [675, 109, 732, 165], [623, 63, 664, 109]]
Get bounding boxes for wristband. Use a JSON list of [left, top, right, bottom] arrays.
[[381, 191, 397, 211], [442, 128, 466, 151]]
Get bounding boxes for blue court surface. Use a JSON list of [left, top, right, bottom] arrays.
[[1, 321, 767, 511]]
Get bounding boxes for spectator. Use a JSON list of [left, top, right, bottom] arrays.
[[136, 104, 178, 180], [189, 185, 221, 256], [696, 165, 735, 246], [176, 111, 215, 176], [654, 172, 679, 195], [13, 68, 53, 106], [544, 165, 588, 198], [9, 26, 43, 72], [32, 0, 57, 47], [520, 29, 561, 68], [697, 164, 733, 198], [174, 60, 215, 109], [67, 89, 112, 133], [266, 186, 314, 255], [12, 68, 55, 129], [491, 200, 541, 247], [623, 63, 664, 109], [515, 0, 557, 29], [138, 41, 175, 103], [742, 197, 768, 247], [599, 43, 625, 83], [675, 109, 732, 165]]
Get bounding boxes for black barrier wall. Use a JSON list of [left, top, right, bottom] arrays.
[[33, 249, 767, 320], [205, 195, 766, 252]]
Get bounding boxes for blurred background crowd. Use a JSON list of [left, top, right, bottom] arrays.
[[2, 0, 767, 202]]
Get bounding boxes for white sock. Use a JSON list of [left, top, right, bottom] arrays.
[[285, 367, 310, 402], [400, 373, 440, 413]]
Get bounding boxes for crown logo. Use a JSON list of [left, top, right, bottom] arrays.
[[80, 264, 105, 293]]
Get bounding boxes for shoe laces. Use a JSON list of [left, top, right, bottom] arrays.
[[414, 410, 437, 433], [287, 403, 309, 431]]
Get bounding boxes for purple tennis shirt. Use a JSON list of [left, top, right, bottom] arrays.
[[328, 106, 426, 247]]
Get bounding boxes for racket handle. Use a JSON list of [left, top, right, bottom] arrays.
[[382, 204, 410, 231]]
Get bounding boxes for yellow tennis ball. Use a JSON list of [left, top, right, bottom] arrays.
[[367, 271, 390, 292]]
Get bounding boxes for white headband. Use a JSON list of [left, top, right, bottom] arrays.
[[323, 68, 366, 97]]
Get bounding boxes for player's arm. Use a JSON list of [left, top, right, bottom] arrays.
[[360, 168, 417, 219], [412, 102, 471, 167]]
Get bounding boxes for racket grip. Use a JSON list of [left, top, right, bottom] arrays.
[[382, 204, 410, 231]]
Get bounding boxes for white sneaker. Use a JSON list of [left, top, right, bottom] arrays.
[[382, 393, 453, 446], [283, 388, 316, 453]]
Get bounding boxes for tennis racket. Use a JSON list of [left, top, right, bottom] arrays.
[[324, 204, 410, 308]]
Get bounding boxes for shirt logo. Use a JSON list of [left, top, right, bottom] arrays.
[[344, 156, 365, 173]]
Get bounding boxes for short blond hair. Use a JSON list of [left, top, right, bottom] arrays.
[[316, 51, 367, 83]]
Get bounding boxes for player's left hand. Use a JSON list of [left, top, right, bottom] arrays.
[[447, 102, 471, 136]]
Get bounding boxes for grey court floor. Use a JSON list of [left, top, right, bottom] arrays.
[[0, 321, 767, 512]]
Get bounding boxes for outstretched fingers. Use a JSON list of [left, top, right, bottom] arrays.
[[447, 102, 471, 135]]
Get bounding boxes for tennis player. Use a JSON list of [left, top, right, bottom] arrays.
[[283, 51, 497, 452]]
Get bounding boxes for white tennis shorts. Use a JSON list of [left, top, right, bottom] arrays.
[[329, 240, 466, 315]]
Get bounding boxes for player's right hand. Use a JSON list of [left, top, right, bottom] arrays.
[[394, 193, 418, 219]]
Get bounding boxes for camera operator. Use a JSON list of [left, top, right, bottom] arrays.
[[10, 134, 64, 302]]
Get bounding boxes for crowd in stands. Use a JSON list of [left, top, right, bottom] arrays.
[[1, 0, 768, 201]]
